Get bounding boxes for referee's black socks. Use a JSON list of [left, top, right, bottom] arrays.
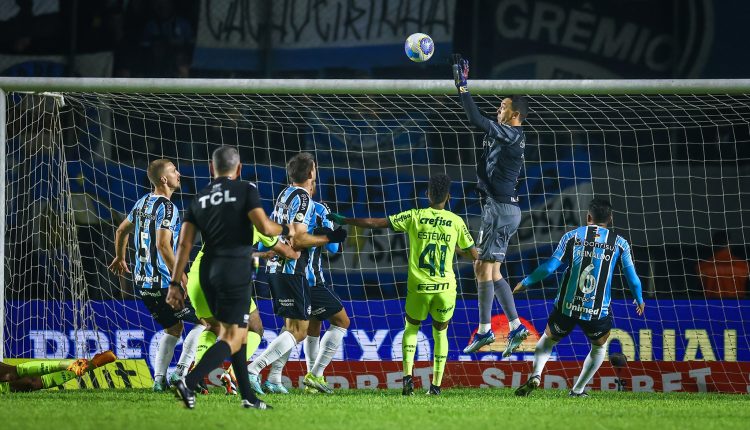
[[185, 340, 231, 390], [231, 344, 258, 403]]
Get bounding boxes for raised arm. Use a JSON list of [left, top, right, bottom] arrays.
[[451, 54, 493, 133]]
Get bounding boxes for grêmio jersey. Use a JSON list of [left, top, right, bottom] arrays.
[[127, 193, 180, 289], [552, 225, 635, 320], [183, 176, 262, 256], [388, 208, 475, 293], [266, 185, 315, 276], [306, 201, 340, 286]]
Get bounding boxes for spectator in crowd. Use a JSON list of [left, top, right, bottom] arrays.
[[696, 231, 749, 299]]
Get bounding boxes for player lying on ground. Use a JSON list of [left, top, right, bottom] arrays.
[[109, 159, 205, 391], [188, 228, 299, 395], [168, 146, 291, 410], [245, 152, 347, 396], [451, 54, 531, 356], [0, 350, 117, 393], [329, 173, 477, 395], [513, 198, 645, 397], [266, 199, 347, 394]]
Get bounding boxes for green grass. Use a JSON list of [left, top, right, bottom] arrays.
[[1, 388, 747, 430]]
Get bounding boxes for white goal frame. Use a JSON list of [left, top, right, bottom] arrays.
[[1, 77, 750, 362]]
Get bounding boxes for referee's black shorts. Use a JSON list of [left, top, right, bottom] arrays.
[[268, 273, 311, 320], [199, 253, 254, 327]]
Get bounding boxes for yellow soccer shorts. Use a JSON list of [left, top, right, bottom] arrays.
[[404, 289, 457, 323]]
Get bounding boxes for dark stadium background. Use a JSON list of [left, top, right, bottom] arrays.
[[2, 0, 749, 303]]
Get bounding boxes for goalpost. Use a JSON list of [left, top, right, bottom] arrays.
[[1, 77, 749, 393]]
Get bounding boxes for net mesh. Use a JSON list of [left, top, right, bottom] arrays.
[[3, 88, 749, 390]]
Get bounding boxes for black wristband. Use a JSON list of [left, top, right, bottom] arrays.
[[169, 280, 181, 287], [280, 224, 289, 236]]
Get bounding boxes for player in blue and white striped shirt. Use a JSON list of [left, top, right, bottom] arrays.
[[265, 199, 348, 394], [513, 198, 645, 397], [245, 153, 347, 394], [109, 159, 205, 391]]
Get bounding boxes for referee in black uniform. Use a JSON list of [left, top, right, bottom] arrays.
[[168, 146, 290, 410]]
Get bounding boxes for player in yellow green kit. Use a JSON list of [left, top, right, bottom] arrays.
[[184, 228, 298, 394], [1, 350, 116, 393], [329, 174, 478, 395]]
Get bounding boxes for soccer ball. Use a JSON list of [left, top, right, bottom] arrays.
[[404, 33, 434, 62]]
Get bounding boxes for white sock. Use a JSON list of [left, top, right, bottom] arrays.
[[572, 343, 606, 393], [312, 326, 346, 377], [248, 331, 297, 375], [154, 333, 179, 382], [478, 323, 492, 335], [509, 318, 521, 330], [176, 325, 205, 376], [304, 336, 320, 373], [531, 333, 558, 378], [268, 348, 292, 384]]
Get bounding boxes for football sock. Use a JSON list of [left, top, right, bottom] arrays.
[[231, 344, 258, 403], [432, 326, 448, 387], [312, 325, 346, 377], [572, 343, 606, 394], [185, 340, 231, 390], [154, 332, 179, 383], [176, 325, 205, 376], [41, 370, 77, 389], [494, 278, 519, 324], [194, 330, 217, 366], [402, 319, 420, 376], [248, 331, 297, 375], [477, 280, 495, 333], [16, 360, 73, 377], [531, 333, 558, 378], [268, 348, 291, 385], [246, 331, 262, 361], [304, 335, 320, 373]]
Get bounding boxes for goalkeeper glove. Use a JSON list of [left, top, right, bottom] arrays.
[[325, 227, 348, 243], [327, 212, 347, 225], [451, 53, 469, 93]]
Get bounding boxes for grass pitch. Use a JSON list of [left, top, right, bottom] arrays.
[[1, 388, 747, 430]]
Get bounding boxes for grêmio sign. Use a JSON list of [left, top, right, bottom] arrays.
[[484, 0, 714, 79]]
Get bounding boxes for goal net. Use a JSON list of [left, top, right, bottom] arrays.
[[2, 80, 749, 393]]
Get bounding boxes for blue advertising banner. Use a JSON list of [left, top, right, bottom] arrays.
[[6, 299, 748, 367]]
